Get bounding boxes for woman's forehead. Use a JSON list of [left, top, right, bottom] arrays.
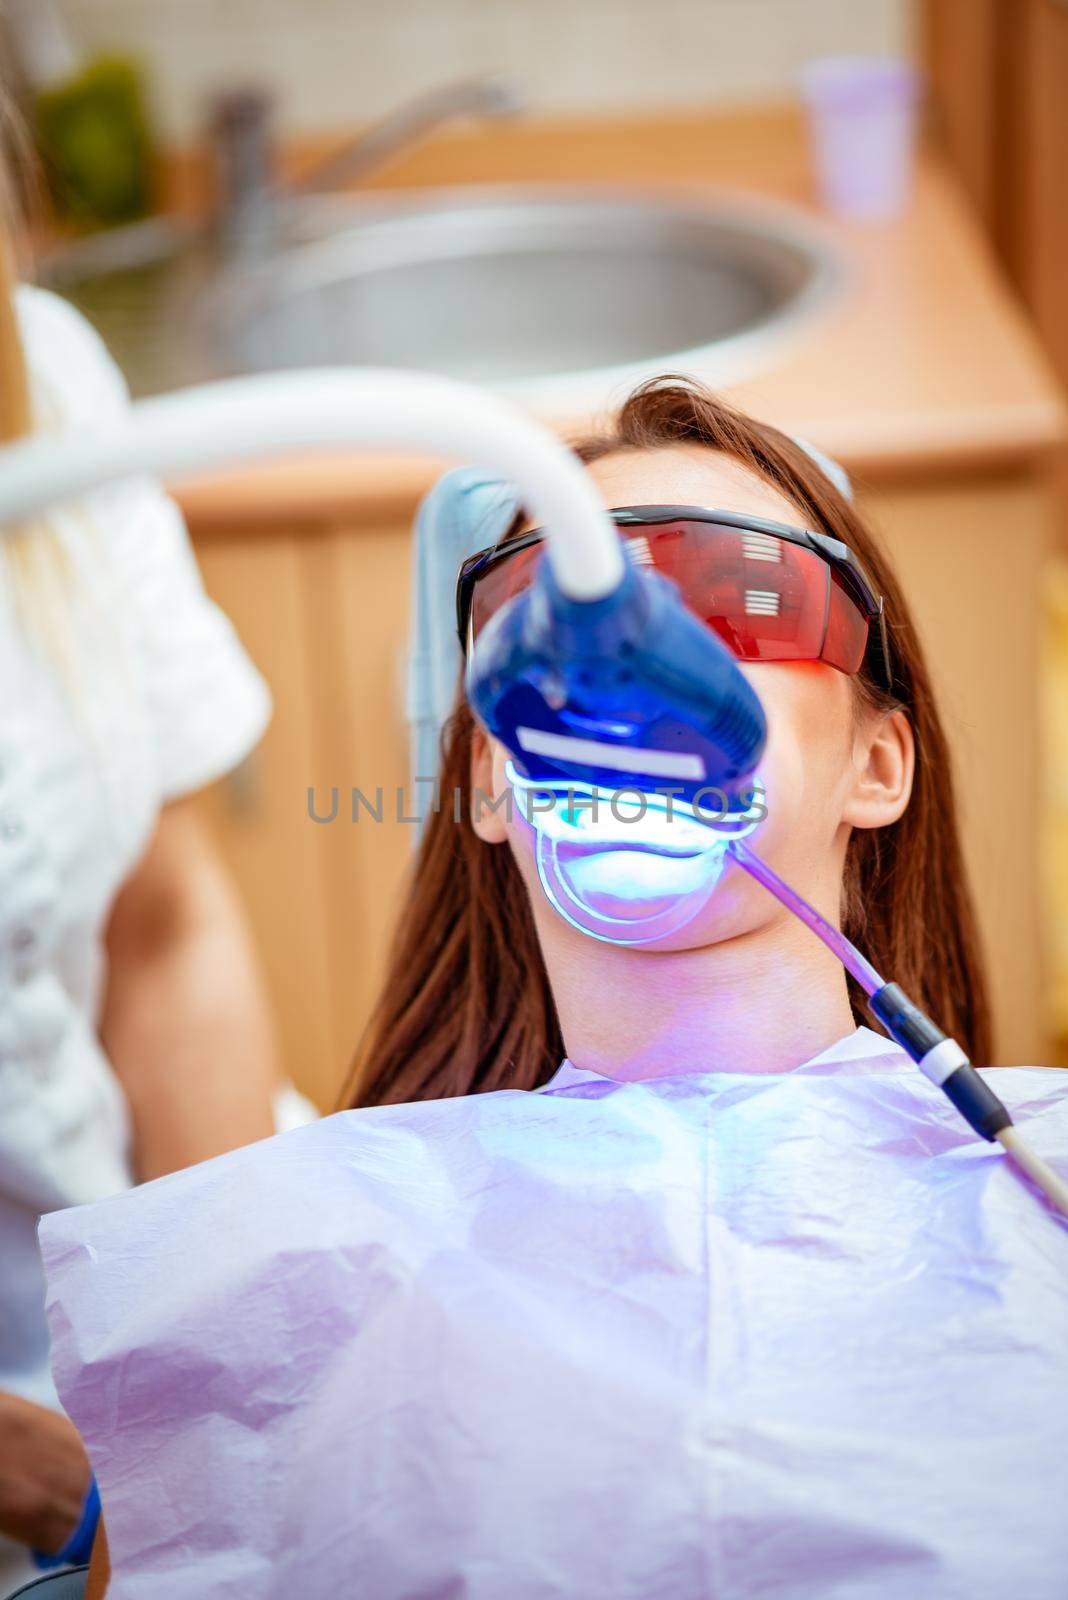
[[583, 444, 804, 527]]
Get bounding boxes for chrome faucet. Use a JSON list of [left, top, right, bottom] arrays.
[[291, 77, 523, 194], [211, 76, 523, 256]]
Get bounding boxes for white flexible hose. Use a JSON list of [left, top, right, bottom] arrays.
[[996, 1125, 1068, 1218], [0, 366, 625, 600]]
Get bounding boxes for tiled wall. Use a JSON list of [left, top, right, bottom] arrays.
[[45, 0, 915, 144]]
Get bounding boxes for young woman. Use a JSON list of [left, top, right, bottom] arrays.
[[348, 380, 988, 1106], [42, 381, 1068, 1600]]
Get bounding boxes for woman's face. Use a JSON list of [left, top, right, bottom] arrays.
[[471, 445, 914, 954]]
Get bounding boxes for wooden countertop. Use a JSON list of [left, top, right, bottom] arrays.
[[171, 105, 1067, 527]]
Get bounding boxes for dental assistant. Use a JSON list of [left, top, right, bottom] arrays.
[[0, 208, 309, 1588]]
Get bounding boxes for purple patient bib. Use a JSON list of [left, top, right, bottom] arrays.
[[40, 1053, 1068, 1599]]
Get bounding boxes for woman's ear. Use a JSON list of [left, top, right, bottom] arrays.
[[843, 707, 915, 831], [469, 727, 509, 844]]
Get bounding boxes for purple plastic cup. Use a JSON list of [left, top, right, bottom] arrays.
[[800, 56, 921, 223]]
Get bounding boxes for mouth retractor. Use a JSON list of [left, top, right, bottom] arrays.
[[507, 760, 765, 946]]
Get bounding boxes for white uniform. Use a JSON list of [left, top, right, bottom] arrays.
[[39, 1026, 1068, 1600], [0, 286, 274, 1593]]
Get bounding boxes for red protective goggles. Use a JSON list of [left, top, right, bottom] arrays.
[[457, 505, 892, 688]]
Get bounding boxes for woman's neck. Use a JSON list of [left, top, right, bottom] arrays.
[[545, 908, 858, 1080]]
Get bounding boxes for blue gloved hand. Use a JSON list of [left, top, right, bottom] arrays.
[[32, 1472, 100, 1570]]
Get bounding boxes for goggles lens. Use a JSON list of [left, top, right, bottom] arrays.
[[466, 518, 870, 676]]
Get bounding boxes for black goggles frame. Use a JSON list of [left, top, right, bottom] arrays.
[[456, 505, 893, 691]]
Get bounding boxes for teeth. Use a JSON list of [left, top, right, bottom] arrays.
[[506, 763, 765, 855]]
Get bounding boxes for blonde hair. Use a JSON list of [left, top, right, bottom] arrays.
[[0, 91, 75, 667]]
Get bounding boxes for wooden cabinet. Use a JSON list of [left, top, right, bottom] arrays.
[[183, 452, 1057, 1109], [925, 0, 1068, 471], [925, 0, 1068, 1061], [861, 466, 1052, 1071], [189, 509, 417, 1112]]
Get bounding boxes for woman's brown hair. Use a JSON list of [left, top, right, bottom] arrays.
[[342, 378, 991, 1108]]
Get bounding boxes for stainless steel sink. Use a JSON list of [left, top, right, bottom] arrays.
[[41, 186, 842, 407]]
